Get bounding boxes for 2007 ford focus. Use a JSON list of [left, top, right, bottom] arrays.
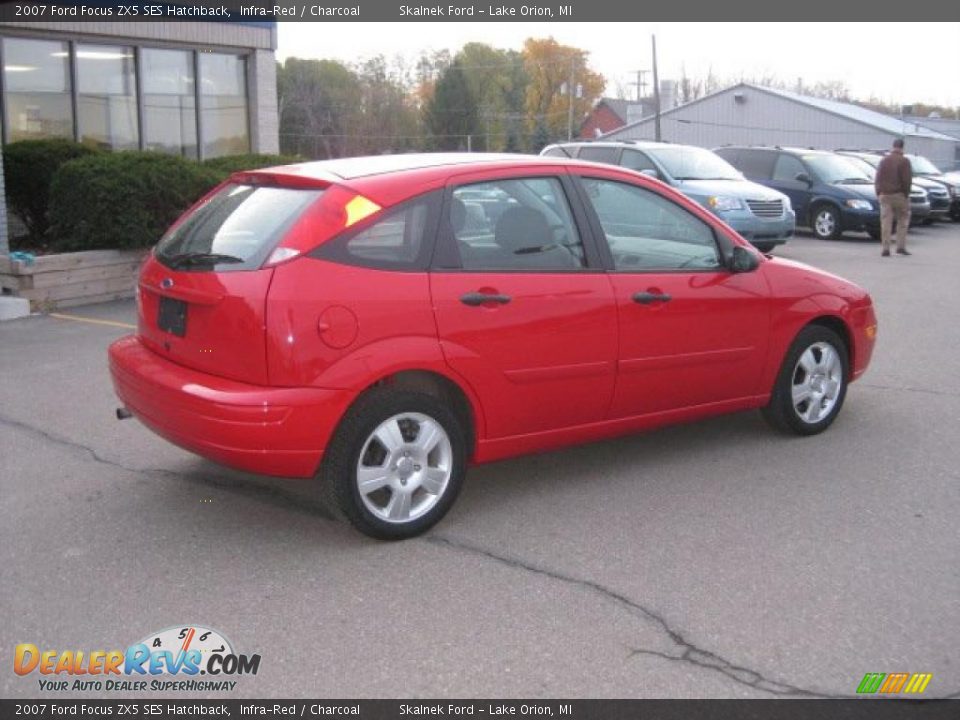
[[109, 154, 877, 539]]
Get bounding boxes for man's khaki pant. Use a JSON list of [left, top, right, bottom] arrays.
[[879, 192, 910, 252]]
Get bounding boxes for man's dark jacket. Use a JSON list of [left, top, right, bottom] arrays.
[[875, 150, 912, 196]]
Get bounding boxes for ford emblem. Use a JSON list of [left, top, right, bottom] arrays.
[[161, 278, 174, 289]]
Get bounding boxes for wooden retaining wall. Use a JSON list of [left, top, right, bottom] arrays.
[[0, 250, 147, 310]]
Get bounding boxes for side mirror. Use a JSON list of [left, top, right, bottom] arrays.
[[730, 245, 760, 273], [795, 172, 813, 186], [640, 168, 660, 179]]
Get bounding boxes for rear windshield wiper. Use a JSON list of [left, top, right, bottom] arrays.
[[163, 252, 245, 269]]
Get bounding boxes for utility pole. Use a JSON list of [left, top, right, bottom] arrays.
[[566, 57, 577, 141], [629, 69, 649, 103], [652, 35, 662, 142]]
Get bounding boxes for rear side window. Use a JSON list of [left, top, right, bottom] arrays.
[[312, 193, 440, 271], [578, 146, 621, 164], [735, 150, 777, 180], [156, 184, 323, 272], [541, 146, 571, 158]]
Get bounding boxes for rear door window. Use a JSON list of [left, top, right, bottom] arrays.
[[447, 177, 586, 271], [156, 183, 323, 272]]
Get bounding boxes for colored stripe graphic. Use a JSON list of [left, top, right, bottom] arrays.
[[903, 673, 932, 694], [857, 672, 932, 694], [879, 673, 909, 693], [857, 673, 885, 694]]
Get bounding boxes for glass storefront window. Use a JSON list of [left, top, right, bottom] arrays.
[[76, 43, 138, 150], [142, 48, 197, 158], [3, 38, 73, 141], [199, 52, 249, 158]]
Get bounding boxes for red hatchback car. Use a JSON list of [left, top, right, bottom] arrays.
[[109, 154, 877, 539]]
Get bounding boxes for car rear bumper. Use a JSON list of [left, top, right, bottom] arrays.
[[108, 335, 354, 478]]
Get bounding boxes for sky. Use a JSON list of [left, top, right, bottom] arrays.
[[278, 22, 960, 109]]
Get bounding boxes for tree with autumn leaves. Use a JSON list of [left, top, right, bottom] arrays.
[[277, 37, 605, 157]]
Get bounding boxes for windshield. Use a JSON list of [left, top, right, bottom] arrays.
[[844, 156, 877, 179], [803, 154, 872, 184], [908, 155, 942, 175], [646, 147, 742, 181], [156, 184, 323, 271]]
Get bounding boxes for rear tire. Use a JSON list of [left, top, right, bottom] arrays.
[[762, 325, 849, 436], [321, 388, 466, 540]]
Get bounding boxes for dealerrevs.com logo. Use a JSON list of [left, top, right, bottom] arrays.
[[14, 625, 261, 692]]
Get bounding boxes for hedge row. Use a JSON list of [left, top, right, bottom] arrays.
[[3, 140, 300, 252]]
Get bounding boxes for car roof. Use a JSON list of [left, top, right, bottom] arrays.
[[547, 140, 692, 152], [241, 152, 643, 206], [252, 153, 570, 182], [718, 145, 834, 156]]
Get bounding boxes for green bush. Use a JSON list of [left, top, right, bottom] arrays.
[[47, 152, 222, 252], [202, 153, 301, 180], [3, 139, 102, 248]]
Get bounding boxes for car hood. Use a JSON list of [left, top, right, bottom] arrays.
[[913, 176, 947, 190], [917, 173, 959, 188], [674, 178, 786, 201], [830, 182, 877, 200], [764, 255, 870, 301]]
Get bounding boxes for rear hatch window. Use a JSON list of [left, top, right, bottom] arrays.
[[156, 183, 324, 272]]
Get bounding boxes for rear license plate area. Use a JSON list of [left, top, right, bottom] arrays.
[[157, 296, 187, 337]]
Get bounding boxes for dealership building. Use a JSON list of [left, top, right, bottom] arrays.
[[602, 82, 960, 172], [0, 20, 280, 253]]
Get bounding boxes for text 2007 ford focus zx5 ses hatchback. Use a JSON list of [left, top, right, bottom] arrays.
[[109, 153, 877, 539]]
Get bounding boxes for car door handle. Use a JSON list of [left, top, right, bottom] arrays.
[[460, 292, 512, 306], [632, 291, 672, 304]]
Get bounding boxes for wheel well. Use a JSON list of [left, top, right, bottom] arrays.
[[807, 316, 853, 371], [369, 370, 476, 459]]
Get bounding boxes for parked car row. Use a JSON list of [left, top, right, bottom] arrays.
[[542, 141, 795, 252], [543, 140, 960, 249]]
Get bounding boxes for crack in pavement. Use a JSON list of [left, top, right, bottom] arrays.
[[0, 412, 335, 521], [860, 382, 960, 399], [426, 535, 875, 699]]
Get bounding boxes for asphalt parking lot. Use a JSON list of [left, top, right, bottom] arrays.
[[2, 222, 959, 700]]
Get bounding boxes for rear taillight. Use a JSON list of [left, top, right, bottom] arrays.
[[264, 185, 383, 267]]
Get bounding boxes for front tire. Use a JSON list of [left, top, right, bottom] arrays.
[[762, 325, 849, 436], [810, 204, 841, 240], [752, 241, 776, 254], [321, 388, 467, 540]]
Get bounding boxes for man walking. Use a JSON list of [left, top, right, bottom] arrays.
[[874, 138, 913, 256]]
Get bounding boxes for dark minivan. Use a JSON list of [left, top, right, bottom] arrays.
[[715, 147, 881, 240]]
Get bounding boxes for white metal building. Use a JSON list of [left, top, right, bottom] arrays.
[[603, 83, 960, 170]]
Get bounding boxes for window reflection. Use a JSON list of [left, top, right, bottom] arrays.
[[76, 43, 138, 150], [3, 38, 73, 141], [199, 53, 249, 158], [142, 48, 197, 158]]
